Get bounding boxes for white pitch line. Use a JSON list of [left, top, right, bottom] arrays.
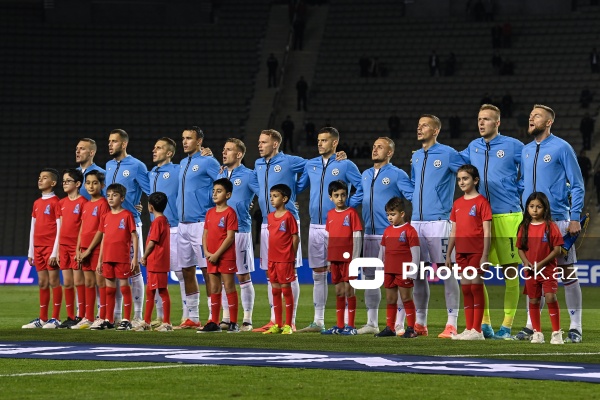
[[434, 352, 600, 358], [0, 363, 209, 378]]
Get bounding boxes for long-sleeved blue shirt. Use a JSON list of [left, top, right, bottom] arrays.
[[149, 162, 179, 228], [106, 155, 150, 224], [177, 152, 220, 223], [218, 164, 259, 233]]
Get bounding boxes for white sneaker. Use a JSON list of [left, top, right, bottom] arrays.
[[463, 329, 485, 341], [42, 318, 61, 329], [22, 318, 46, 329], [239, 322, 253, 332], [531, 331, 545, 344], [150, 318, 163, 328], [357, 324, 379, 335], [395, 325, 405, 336], [154, 323, 173, 332], [452, 328, 471, 340], [550, 330, 564, 345], [72, 318, 92, 330], [89, 317, 104, 330], [132, 321, 151, 331], [131, 318, 145, 329]]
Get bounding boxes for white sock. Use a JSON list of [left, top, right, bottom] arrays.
[[413, 277, 430, 326], [130, 273, 145, 320], [396, 299, 406, 330], [344, 302, 349, 325], [175, 271, 188, 320], [221, 288, 230, 323], [240, 279, 255, 324], [154, 289, 164, 319], [187, 292, 199, 322], [364, 288, 381, 327], [444, 275, 460, 327], [267, 280, 275, 322], [207, 296, 212, 322], [564, 280, 583, 333], [291, 277, 300, 325], [114, 279, 122, 321], [96, 286, 101, 318], [525, 296, 545, 330], [312, 271, 327, 326]]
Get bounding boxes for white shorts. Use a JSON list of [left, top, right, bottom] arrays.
[[235, 232, 255, 274], [556, 220, 577, 266], [177, 222, 206, 269], [169, 227, 179, 272], [260, 222, 303, 271], [308, 224, 327, 269], [362, 234, 383, 279], [411, 220, 453, 264]]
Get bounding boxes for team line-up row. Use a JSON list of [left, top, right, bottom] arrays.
[[25, 104, 585, 344]]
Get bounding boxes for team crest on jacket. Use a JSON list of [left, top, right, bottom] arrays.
[[399, 231, 406, 242], [123, 170, 130, 177], [44, 205, 51, 215], [542, 231, 549, 242], [469, 205, 477, 216], [73, 204, 80, 214], [118, 219, 126, 229], [163, 172, 170, 179], [192, 165, 199, 172], [218, 217, 225, 228], [343, 215, 350, 226], [496, 150, 505, 158], [382, 177, 390, 185], [234, 178, 241, 186], [92, 206, 98, 216], [274, 165, 282, 172], [332, 168, 340, 176], [279, 220, 286, 231], [543, 154, 551, 163], [433, 160, 442, 168]]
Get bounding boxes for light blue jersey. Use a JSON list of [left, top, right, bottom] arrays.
[[78, 163, 106, 200], [351, 163, 413, 235], [297, 156, 363, 224], [177, 152, 220, 223], [106, 155, 150, 224], [521, 134, 584, 221], [149, 162, 179, 228], [218, 164, 259, 233], [411, 143, 464, 221], [461, 133, 524, 214], [255, 152, 306, 223]]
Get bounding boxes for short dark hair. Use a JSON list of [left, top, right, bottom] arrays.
[[187, 126, 204, 140], [158, 137, 176, 156], [328, 180, 348, 196], [213, 177, 233, 194], [86, 170, 105, 185], [533, 104, 555, 121], [106, 183, 127, 198], [318, 126, 340, 141], [40, 168, 59, 183], [385, 197, 405, 213], [110, 129, 129, 142], [148, 192, 168, 212], [78, 138, 97, 151], [419, 114, 442, 130], [270, 183, 291, 203], [62, 168, 84, 185], [457, 164, 481, 191]]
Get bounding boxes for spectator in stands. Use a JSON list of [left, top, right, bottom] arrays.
[[429, 51, 440, 76], [281, 115, 295, 152], [445, 52, 457, 76], [359, 55, 370, 77], [577, 149, 593, 188], [388, 112, 401, 138], [580, 113, 595, 151], [580, 87, 594, 108], [491, 51, 502, 75], [591, 47, 599, 74], [480, 92, 493, 106], [360, 141, 371, 158], [305, 119, 316, 145], [296, 76, 309, 111], [449, 114, 461, 138], [501, 92, 513, 118], [293, 15, 306, 50], [267, 54, 278, 88]]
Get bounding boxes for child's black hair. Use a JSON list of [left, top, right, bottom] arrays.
[[457, 164, 480, 191], [518, 191, 553, 251], [106, 183, 127, 198], [62, 168, 84, 185], [328, 180, 348, 196], [270, 184, 291, 203], [385, 196, 405, 213], [213, 177, 233, 194], [148, 192, 168, 213]]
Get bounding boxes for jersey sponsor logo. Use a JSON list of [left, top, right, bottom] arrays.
[[233, 178, 241, 186], [274, 165, 282, 173], [123, 170, 130, 177], [332, 168, 340, 176], [399, 231, 406, 242], [218, 217, 225, 228], [44, 205, 51, 215], [382, 177, 390, 185], [162, 172, 170, 179], [279, 221, 287, 232], [469, 205, 477, 216], [543, 154, 552, 163], [118, 219, 126, 229], [73, 204, 80, 214], [496, 150, 505, 158], [342, 215, 350, 227], [433, 159, 442, 168], [192, 165, 199, 172], [92, 206, 98, 216]]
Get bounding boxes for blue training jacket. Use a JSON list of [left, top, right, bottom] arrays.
[[255, 152, 306, 223], [351, 163, 413, 235], [411, 142, 464, 221], [149, 162, 179, 228], [106, 155, 150, 224], [521, 134, 584, 221], [177, 152, 220, 223], [460, 133, 524, 214], [217, 164, 259, 233], [297, 156, 363, 225], [78, 163, 106, 200]]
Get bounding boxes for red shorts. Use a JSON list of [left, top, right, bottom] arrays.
[[102, 262, 131, 279], [268, 261, 296, 284], [207, 259, 238, 275], [330, 261, 357, 284], [524, 275, 558, 298], [384, 273, 414, 289], [80, 247, 100, 272], [59, 245, 77, 270], [455, 253, 483, 273], [33, 246, 58, 272], [147, 271, 169, 290]]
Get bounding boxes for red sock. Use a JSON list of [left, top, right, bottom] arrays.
[[403, 300, 416, 328], [471, 284, 484, 333], [461, 284, 474, 330], [76, 285, 86, 319], [106, 287, 116, 322], [210, 293, 221, 324], [282, 287, 294, 327], [39, 288, 50, 321], [547, 301, 560, 332], [145, 288, 156, 324], [529, 302, 541, 332], [85, 286, 96, 321], [99, 287, 107, 320], [121, 285, 132, 321], [159, 288, 171, 324], [272, 287, 282, 326], [336, 296, 345, 328], [52, 286, 63, 320], [347, 296, 357, 328], [226, 291, 238, 324], [64, 287, 75, 320], [386, 304, 397, 330]]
